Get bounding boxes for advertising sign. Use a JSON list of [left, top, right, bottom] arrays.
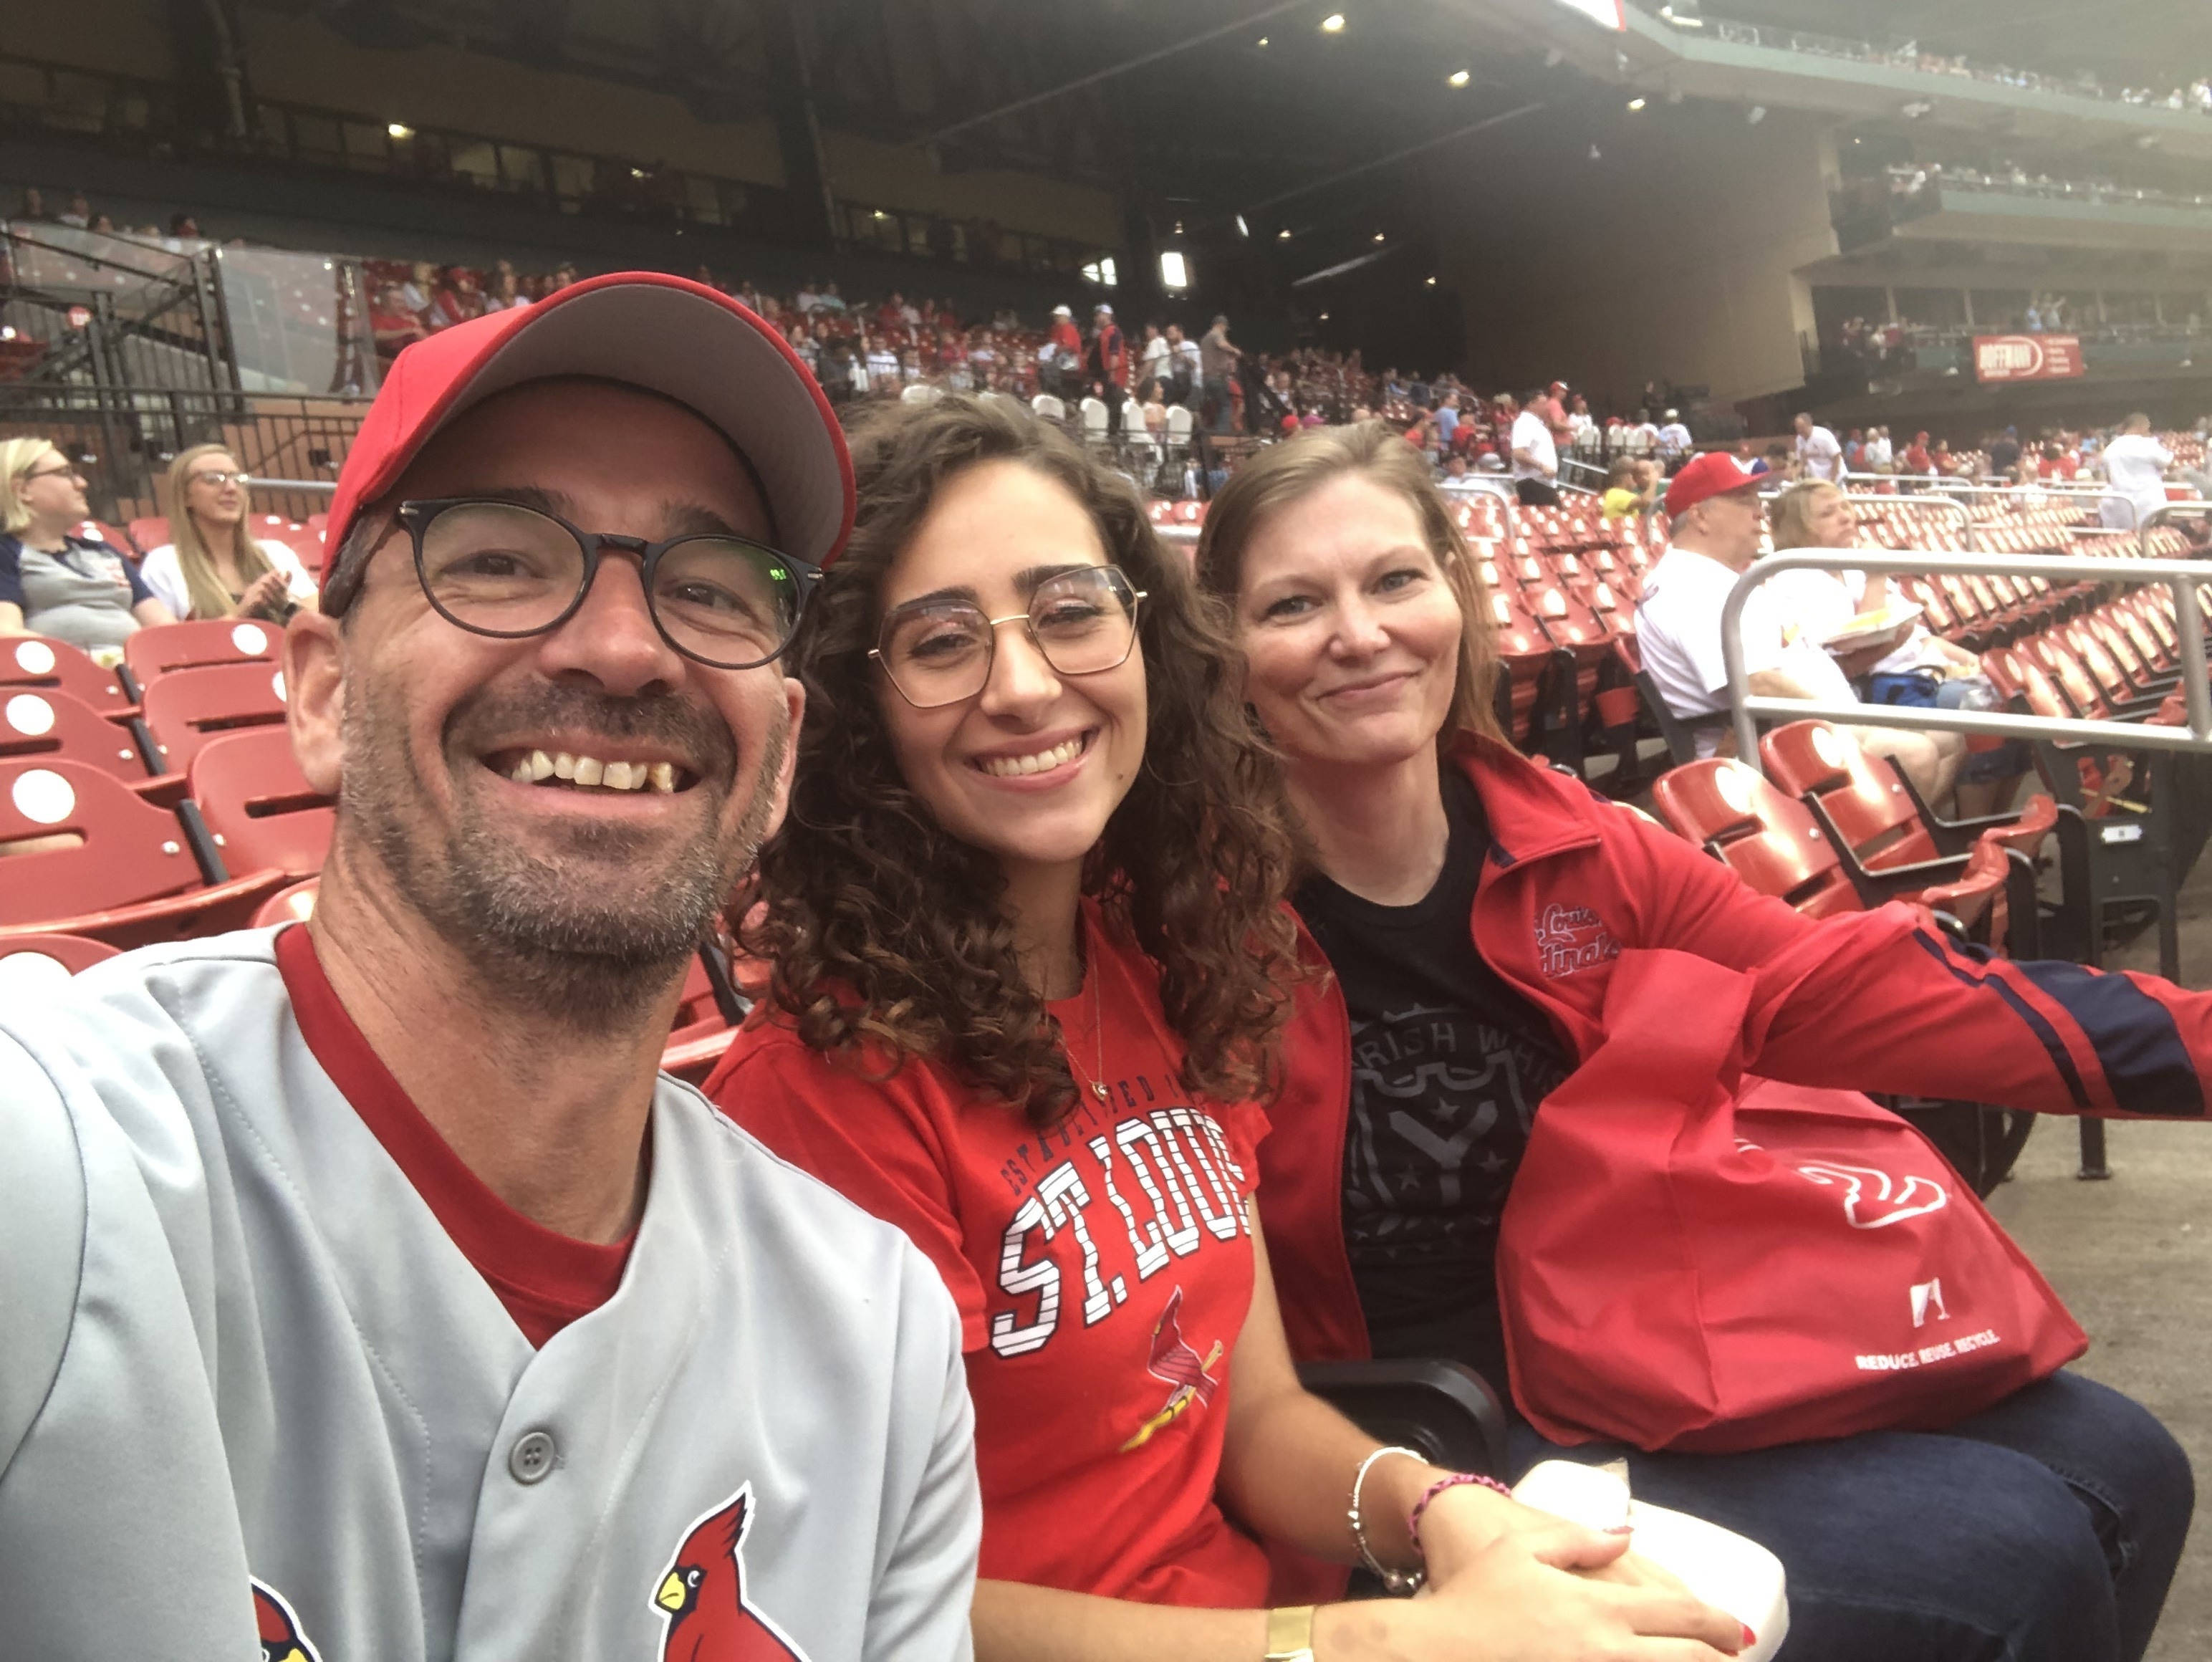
[[1972, 335, 2084, 383]]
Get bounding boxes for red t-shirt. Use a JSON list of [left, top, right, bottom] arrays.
[[707, 906, 1270, 1608], [274, 926, 633, 1346]]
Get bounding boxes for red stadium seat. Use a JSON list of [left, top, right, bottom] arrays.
[[122, 618, 284, 691], [188, 727, 332, 880], [0, 687, 150, 784], [0, 931, 122, 981], [128, 515, 171, 556], [140, 662, 292, 774], [1, 635, 135, 716], [1652, 759, 1860, 918], [254, 876, 320, 928], [0, 760, 287, 948]]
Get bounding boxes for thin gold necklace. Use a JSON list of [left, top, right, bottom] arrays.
[[1063, 926, 1110, 1103]]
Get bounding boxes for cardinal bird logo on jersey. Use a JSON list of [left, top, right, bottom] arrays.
[[1119, 1286, 1224, 1452], [653, 1484, 813, 1662], [251, 1580, 322, 1662]]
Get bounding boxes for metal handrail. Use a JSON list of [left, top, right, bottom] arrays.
[[1841, 472, 2147, 529], [2138, 500, 2212, 556], [1720, 547, 2212, 769], [249, 476, 337, 493]]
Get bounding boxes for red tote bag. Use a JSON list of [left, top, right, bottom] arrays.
[[1496, 948, 2085, 1454]]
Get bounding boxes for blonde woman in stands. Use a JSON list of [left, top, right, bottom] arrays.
[[0, 438, 173, 651], [138, 445, 317, 624], [711, 397, 1746, 1662], [1193, 420, 2196, 1662]]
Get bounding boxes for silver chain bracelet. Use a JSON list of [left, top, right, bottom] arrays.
[[1347, 1444, 1426, 1594]]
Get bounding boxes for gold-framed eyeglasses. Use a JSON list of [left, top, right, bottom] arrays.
[[189, 469, 251, 489], [870, 564, 1146, 708]]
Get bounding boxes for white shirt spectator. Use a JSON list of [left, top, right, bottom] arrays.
[[1796, 423, 1845, 481], [1173, 337, 1202, 386], [866, 344, 900, 392], [1625, 421, 1658, 456], [1509, 409, 1557, 484], [1567, 410, 1596, 451], [1657, 421, 1694, 461], [2100, 433, 2174, 530], [138, 538, 318, 622], [1141, 335, 1171, 381], [795, 284, 821, 314], [1862, 433, 1893, 469], [1635, 545, 1855, 757]]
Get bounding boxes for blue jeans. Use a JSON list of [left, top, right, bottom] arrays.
[[1507, 1372, 2192, 1661]]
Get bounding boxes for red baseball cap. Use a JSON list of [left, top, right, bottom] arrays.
[[1663, 450, 1768, 519], [322, 272, 854, 586]]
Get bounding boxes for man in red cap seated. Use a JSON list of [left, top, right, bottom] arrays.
[[0, 274, 979, 1658], [1632, 450, 1961, 799]]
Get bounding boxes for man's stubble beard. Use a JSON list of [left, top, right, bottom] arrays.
[[337, 672, 786, 1034]]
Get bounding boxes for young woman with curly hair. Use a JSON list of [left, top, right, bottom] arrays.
[[1193, 421, 2197, 1662], [706, 397, 1743, 1662]]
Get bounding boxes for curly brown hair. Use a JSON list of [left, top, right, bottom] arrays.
[[744, 395, 1302, 1125]]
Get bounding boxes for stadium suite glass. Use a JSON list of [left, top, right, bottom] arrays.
[[397, 497, 815, 669], [872, 564, 1146, 708]]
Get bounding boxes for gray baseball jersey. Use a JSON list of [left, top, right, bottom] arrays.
[[0, 928, 978, 1661]]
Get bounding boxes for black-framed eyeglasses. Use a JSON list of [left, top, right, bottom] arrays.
[[19, 464, 85, 485], [870, 565, 1146, 708], [394, 497, 820, 671]]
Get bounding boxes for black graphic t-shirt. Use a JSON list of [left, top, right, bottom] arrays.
[[1292, 768, 1572, 1390]]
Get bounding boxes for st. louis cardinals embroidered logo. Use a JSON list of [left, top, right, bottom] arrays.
[[1120, 1286, 1224, 1451], [251, 1580, 322, 1662], [1534, 904, 1620, 979], [653, 1485, 813, 1661]]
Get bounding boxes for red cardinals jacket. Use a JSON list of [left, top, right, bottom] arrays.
[[1259, 736, 2211, 1365]]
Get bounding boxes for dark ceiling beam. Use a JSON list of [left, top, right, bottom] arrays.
[[1241, 101, 1546, 216], [910, 0, 1312, 148]]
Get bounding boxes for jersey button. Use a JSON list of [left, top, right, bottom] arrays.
[[509, 1429, 559, 1484]]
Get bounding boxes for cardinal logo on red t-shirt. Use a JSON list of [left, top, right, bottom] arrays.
[[1119, 1286, 1224, 1451], [653, 1485, 813, 1661]]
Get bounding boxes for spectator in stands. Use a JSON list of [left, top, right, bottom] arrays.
[[14, 186, 50, 221], [1988, 426, 2023, 478], [1438, 452, 1486, 494], [1842, 429, 1865, 471], [1656, 410, 1694, 474], [0, 438, 175, 650], [1086, 304, 1128, 437], [370, 282, 426, 361], [138, 445, 318, 624], [1635, 453, 1960, 801], [1158, 322, 1198, 408], [795, 277, 821, 314], [1792, 411, 1844, 482], [713, 395, 1741, 1661], [167, 213, 200, 243], [1862, 425, 1894, 470], [1138, 321, 1170, 390], [1043, 304, 1082, 399], [427, 266, 481, 331], [1195, 417, 2197, 1662], [1433, 391, 1461, 454], [1766, 479, 2002, 806], [1901, 431, 1934, 476], [398, 261, 436, 317], [865, 333, 901, 396], [2040, 440, 2082, 483], [1200, 314, 1241, 434], [1505, 389, 1560, 507], [1600, 456, 1660, 520], [2100, 413, 2174, 531], [1567, 393, 1595, 453], [58, 191, 91, 229], [787, 320, 819, 380], [480, 261, 527, 313]]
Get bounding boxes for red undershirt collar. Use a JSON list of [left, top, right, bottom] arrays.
[[275, 924, 634, 1348]]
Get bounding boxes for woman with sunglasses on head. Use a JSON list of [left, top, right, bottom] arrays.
[[708, 398, 1745, 1661], [0, 438, 174, 650], [139, 444, 319, 623], [1191, 422, 2196, 1662]]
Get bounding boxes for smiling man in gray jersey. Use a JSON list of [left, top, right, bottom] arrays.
[[0, 273, 978, 1661]]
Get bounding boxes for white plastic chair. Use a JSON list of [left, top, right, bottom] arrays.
[[1032, 394, 1067, 421], [900, 383, 942, 405], [1165, 405, 1194, 441], [1079, 397, 1110, 440]]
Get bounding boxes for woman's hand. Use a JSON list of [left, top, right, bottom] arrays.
[[1319, 1521, 1746, 1661], [240, 568, 292, 618]]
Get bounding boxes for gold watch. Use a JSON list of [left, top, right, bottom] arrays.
[[1264, 1604, 1317, 1662]]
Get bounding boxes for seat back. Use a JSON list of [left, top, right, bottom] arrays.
[[122, 618, 283, 691], [1760, 720, 1938, 868], [188, 726, 332, 879], [1030, 394, 1067, 421], [1165, 404, 1193, 438], [1651, 759, 1860, 917], [140, 662, 290, 774], [253, 875, 319, 928], [0, 930, 122, 996], [0, 688, 148, 782], [128, 514, 171, 555], [0, 760, 204, 925], [1, 635, 134, 715]]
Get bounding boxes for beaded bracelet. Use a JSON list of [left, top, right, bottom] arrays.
[[1408, 1471, 1516, 1561], [1347, 1444, 1426, 1594]]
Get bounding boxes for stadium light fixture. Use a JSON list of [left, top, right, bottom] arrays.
[[1160, 251, 1191, 291], [1279, 227, 1293, 239], [1321, 13, 1345, 32], [387, 123, 413, 140], [1319, 311, 1330, 320], [1372, 231, 1386, 242], [1658, 1, 1703, 26], [1236, 213, 1251, 237], [1449, 69, 1471, 87], [1257, 35, 1269, 45], [1627, 97, 1646, 111], [1425, 276, 1437, 286]]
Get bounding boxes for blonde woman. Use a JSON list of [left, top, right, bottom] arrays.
[[140, 445, 318, 623], [1, 437, 173, 648]]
